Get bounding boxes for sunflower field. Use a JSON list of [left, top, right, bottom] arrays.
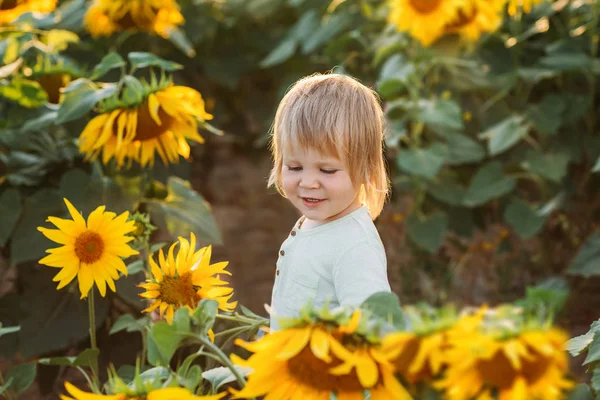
[[1, 0, 600, 399]]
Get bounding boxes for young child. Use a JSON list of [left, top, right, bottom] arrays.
[[267, 73, 392, 331]]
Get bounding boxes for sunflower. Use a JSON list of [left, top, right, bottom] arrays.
[[84, 0, 184, 38], [435, 306, 573, 400], [444, 0, 506, 42], [507, 0, 545, 16], [232, 308, 412, 400], [79, 84, 211, 169], [38, 198, 138, 299], [0, 0, 57, 25], [139, 233, 237, 324], [380, 305, 456, 385], [388, 0, 465, 46], [60, 382, 225, 400]]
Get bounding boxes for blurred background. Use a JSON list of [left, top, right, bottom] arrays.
[[0, 0, 599, 397]]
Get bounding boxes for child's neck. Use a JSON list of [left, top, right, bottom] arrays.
[[298, 200, 362, 230]]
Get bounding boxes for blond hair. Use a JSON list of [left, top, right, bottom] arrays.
[[267, 73, 390, 219]]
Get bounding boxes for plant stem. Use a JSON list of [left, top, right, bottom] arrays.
[[0, 370, 15, 400], [88, 290, 101, 392], [215, 313, 267, 326], [196, 335, 246, 388]]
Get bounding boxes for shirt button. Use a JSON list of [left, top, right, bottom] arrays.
[[280, 250, 285, 256], [276, 270, 280, 276], [290, 231, 296, 236]]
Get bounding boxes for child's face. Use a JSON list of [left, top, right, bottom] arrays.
[[281, 146, 361, 224]]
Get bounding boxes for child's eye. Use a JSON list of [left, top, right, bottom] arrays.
[[287, 166, 302, 171], [320, 169, 337, 174]]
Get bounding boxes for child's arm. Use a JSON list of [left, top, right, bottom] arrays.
[[332, 242, 391, 307]]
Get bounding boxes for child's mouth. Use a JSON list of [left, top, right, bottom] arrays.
[[301, 197, 325, 207]]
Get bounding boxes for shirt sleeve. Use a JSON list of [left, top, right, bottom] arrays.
[[332, 242, 392, 307]]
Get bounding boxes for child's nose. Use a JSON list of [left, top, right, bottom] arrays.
[[299, 172, 320, 188]]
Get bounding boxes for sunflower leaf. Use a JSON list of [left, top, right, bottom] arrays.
[[109, 314, 145, 335], [361, 292, 406, 331], [0, 325, 20, 338], [147, 322, 183, 367], [202, 366, 252, 392], [4, 363, 36, 394], [90, 52, 126, 80], [567, 384, 593, 400], [146, 177, 222, 245], [128, 52, 183, 72], [56, 79, 118, 124], [566, 320, 600, 357], [0, 188, 21, 247], [192, 299, 218, 335], [567, 231, 600, 277]]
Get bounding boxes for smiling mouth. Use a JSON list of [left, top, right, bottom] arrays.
[[301, 197, 324, 202]]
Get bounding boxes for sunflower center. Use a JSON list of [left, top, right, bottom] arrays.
[[445, 7, 477, 30], [36, 73, 71, 104], [129, 100, 176, 141], [0, 0, 19, 11], [409, 0, 442, 14], [159, 272, 198, 307], [287, 346, 366, 392], [74, 231, 105, 264], [477, 349, 521, 389]]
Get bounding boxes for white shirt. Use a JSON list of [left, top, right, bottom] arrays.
[[269, 205, 391, 331]]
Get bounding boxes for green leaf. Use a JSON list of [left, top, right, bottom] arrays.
[[109, 314, 145, 335], [126, 260, 144, 275], [585, 333, 600, 365], [427, 180, 465, 206], [360, 292, 406, 330], [568, 384, 593, 400], [128, 52, 182, 71], [146, 177, 222, 244], [149, 242, 168, 254], [192, 299, 218, 335], [479, 116, 528, 156], [516, 277, 569, 315], [442, 132, 486, 166], [462, 162, 516, 207], [260, 38, 297, 68], [592, 156, 600, 173], [202, 366, 251, 391], [241, 305, 261, 319], [377, 54, 414, 99], [0, 188, 21, 247], [527, 94, 566, 135], [539, 53, 591, 71], [90, 52, 126, 80], [0, 325, 20, 337], [0, 377, 13, 394], [592, 367, 600, 393], [56, 79, 118, 124], [5, 363, 35, 393], [396, 143, 447, 179], [21, 106, 58, 132], [568, 231, 600, 277], [522, 151, 569, 182], [182, 365, 203, 392], [418, 99, 463, 132], [38, 348, 99, 367], [3, 266, 109, 357], [566, 320, 600, 357], [46, 29, 79, 52], [504, 198, 547, 239], [302, 12, 353, 54], [11, 189, 63, 264], [292, 10, 320, 41], [406, 212, 448, 253], [0, 78, 48, 108], [167, 28, 196, 58], [147, 322, 183, 366], [122, 75, 144, 105]]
